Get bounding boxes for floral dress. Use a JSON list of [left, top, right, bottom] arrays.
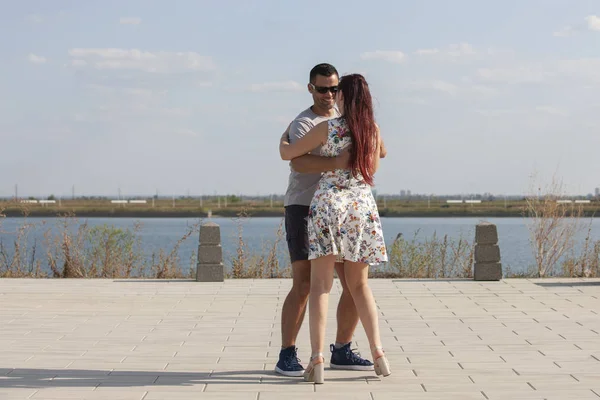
[[307, 117, 388, 265]]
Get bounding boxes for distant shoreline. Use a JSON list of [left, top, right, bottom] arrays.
[[3, 208, 598, 218]]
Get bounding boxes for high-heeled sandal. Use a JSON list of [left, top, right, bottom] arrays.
[[372, 346, 391, 377], [303, 352, 325, 384]]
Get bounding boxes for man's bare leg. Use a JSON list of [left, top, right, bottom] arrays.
[[280, 260, 311, 348]]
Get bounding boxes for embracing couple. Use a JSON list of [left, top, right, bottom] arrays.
[[275, 63, 391, 384]]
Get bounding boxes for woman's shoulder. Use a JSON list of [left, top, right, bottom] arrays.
[[328, 116, 346, 126]]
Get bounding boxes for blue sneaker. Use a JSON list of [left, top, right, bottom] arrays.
[[330, 342, 374, 371], [274, 346, 305, 377]]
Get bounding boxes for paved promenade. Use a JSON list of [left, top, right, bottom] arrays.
[[1, 278, 600, 399]]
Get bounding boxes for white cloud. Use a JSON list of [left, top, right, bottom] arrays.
[[475, 58, 600, 86], [425, 80, 459, 95], [405, 79, 498, 99], [557, 58, 600, 83], [553, 26, 576, 37], [477, 65, 551, 84], [25, 11, 68, 24], [70, 59, 87, 67], [176, 128, 200, 137], [474, 109, 524, 117], [535, 106, 569, 117], [469, 84, 499, 96], [27, 53, 47, 64], [120, 17, 142, 25], [360, 50, 406, 64], [73, 85, 174, 124], [447, 43, 476, 56], [68, 48, 215, 73], [161, 108, 191, 117], [85, 84, 161, 98], [415, 43, 476, 59], [408, 80, 459, 96], [25, 14, 44, 23], [415, 48, 439, 56], [248, 81, 304, 92], [122, 88, 156, 97], [586, 15, 600, 31], [553, 16, 600, 37], [397, 97, 429, 105]]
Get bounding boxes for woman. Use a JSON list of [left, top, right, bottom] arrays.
[[279, 73, 390, 384]]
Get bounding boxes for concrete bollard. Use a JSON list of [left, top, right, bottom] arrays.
[[196, 221, 224, 282], [474, 222, 502, 281]]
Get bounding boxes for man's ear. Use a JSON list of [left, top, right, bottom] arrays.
[[307, 83, 313, 94]]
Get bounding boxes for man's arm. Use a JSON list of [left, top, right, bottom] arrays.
[[291, 147, 350, 173]]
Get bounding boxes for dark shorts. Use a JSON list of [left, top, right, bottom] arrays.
[[284, 205, 310, 264]]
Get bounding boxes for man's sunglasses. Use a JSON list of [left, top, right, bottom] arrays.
[[310, 83, 338, 94]]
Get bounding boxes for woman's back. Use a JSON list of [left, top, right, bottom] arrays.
[[308, 116, 386, 265], [319, 117, 371, 190]]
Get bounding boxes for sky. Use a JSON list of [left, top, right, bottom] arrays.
[[1, 0, 600, 198]]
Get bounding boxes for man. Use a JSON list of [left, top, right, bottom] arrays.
[[275, 63, 374, 377]]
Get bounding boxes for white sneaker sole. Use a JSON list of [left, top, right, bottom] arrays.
[[274, 366, 305, 377], [330, 363, 374, 371]]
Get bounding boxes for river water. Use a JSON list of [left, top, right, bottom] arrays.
[[1, 217, 598, 275]]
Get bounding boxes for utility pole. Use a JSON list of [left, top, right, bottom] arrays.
[[14, 184, 18, 200]]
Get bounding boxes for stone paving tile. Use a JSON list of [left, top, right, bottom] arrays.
[[145, 393, 257, 400], [0, 389, 39, 399], [2, 278, 600, 398], [30, 388, 148, 399], [372, 393, 486, 400], [482, 389, 600, 399]]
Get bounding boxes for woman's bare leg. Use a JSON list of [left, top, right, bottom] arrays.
[[308, 254, 336, 364], [343, 260, 384, 360]]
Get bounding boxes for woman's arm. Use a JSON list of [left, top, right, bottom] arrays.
[[380, 138, 387, 158], [376, 123, 387, 158], [373, 126, 382, 174], [291, 146, 350, 173], [279, 121, 328, 160]]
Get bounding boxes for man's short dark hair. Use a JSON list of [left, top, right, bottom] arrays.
[[309, 63, 338, 83]]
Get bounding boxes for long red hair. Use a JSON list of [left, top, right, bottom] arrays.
[[338, 74, 377, 186]]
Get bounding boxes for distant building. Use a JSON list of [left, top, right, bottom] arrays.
[[400, 190, 406, 197], [407, 190, 412, 197], [595, 187, 600, 198]]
